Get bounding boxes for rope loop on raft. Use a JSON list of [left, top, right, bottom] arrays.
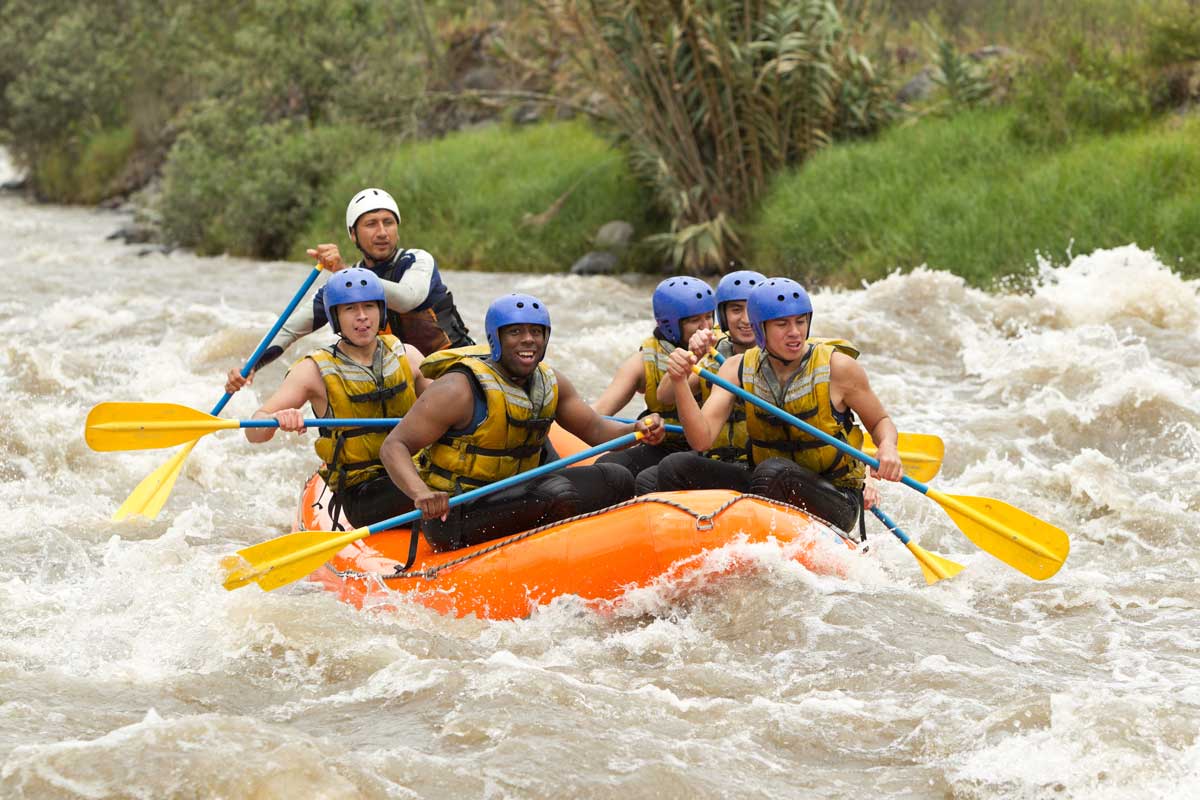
[[325, 493, 855, 585]]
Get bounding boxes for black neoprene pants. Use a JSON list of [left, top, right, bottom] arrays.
[[334, 473, 416, 529], [595, 440, 689, 479], [653, 452, 863, 534], [421, 462, 635, 552]]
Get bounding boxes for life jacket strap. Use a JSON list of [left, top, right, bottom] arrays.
[[347, 381, 408, 404]]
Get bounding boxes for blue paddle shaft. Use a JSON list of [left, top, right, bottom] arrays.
[[239, 418, 400, 429], [603, 416, 683, 434], [210, 265, 323, 417], [870, 505, 911, 545], [695, 367, 931, 497], [701, 358, 923, 554], [360, 432, 641, 535]]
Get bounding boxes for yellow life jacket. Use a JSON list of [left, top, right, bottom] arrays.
[[740, 338, 865, 489], [640, 335, 695, 444], [417, 348, 559, 492], [698, 336, 748, 461], [306, 334, 417, 493]]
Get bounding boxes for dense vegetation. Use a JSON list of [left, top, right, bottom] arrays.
[[291, 119, 654, 272], [1, 0, 1197, 282], [750, 109, 1200, 285]]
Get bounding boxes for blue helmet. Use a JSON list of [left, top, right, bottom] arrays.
[[747, 278, 813, 348], [715, 269, 767, 329], [652, 276, 715, 346], [484, 293, 551, 361], [324, 267, 386, 335]]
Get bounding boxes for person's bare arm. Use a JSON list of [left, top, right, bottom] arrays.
[[245, 358, 325, 443], [654, 366, 701, 405], [403, 343, 433, 395], [590, 352, 644, 415], [666, 349, 738, 452], [379, 372, 474, 519], [830, 352, 901, 482], [554, 372, 664, 446]]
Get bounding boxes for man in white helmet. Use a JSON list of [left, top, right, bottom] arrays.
[[226, 187, 473, 393]]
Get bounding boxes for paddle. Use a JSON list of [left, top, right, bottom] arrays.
[[700, 347, 943, 482], [601, 415, 942, 481], [222, 431, 644, 592], [111, 264, 324, 521], [869, 506, 964, 584], [697, 346, 957, 580], [86, 401, 402, 452], [695, 366, 1069, 580]]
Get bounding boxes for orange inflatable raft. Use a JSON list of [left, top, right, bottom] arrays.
[[299, 426, 859, 619]]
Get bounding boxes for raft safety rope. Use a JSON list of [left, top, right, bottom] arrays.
[[325, 492, 860, 586]]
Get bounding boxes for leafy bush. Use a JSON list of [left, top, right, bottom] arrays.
[[0, 4, 132, 200], [1010, 39, 1150, 146], [541, 0, 895, 273], [31, 126, 138, 205], [293, 119, 653, 273], [749, 109, 1200, 286], [0, 0, 427, 203], [159, 104, 385, 259], [1145, 1, 1200, 66], [930, 35, 994, 111]]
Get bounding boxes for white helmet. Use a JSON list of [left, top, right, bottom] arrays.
[[345, 188, 400, 236]]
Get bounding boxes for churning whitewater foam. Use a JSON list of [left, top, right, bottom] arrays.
[[1, 179, 1197, 799]]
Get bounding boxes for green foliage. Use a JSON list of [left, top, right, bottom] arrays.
[[77, 127, 138, 205], [293, 120, 653, 272], [749, 109, 1200, 286], [159, 104, 385, 259], [0, 3, 132, 197], [0, 0, 426, 202], [930, 34, 993, 111], [542, 0, 894, 273], [1142, 2, 1200, 66], [1010, 38, 1151, 146], [28, 126, 135, 206]]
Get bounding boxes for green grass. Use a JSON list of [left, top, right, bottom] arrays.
[[33, 125, 135, 204], [747, 109, 1200, 286], [292, 119, 654, 272]]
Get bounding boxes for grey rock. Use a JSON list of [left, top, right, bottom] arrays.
[[461, 66, 502, 92], [512, 103, 542, 125], [107, 223, 158, 244], [970, 45, 1018, 62], [570, 251, 619, 275], [896, 68, 935, 104], [594, 220, 635, 251]]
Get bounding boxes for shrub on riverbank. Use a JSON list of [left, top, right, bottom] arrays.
[[748, 109, 1200, 285], [158, 105, 386, 259], [293, 119, 655, 272], [0, 0, 427, 205]]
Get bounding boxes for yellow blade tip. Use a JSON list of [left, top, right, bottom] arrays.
[[908, 542, 966, 584], [220, 555, 257, 591]]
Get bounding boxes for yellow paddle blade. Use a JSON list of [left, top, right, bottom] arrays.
[[905, 540, 966, 584], [929, 490, 1069, 581], [223, 527, 369, 592], [862, 431, 945, 483], [111, 439, 199, 521], [86, 402, 238, 451]]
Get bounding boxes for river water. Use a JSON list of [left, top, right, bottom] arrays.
[[1, 149, 1198, 799]]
